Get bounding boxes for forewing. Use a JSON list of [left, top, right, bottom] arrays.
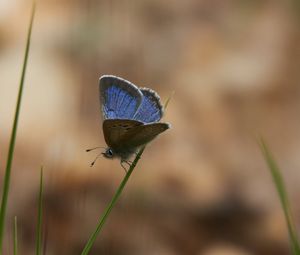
[[120, 122, 170, 148], [133, 88, 163, 123], [100, 75, 143, 120], [103, 119, 144, 149]]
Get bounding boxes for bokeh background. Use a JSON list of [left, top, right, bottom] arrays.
[[0, 0, 300, 254]]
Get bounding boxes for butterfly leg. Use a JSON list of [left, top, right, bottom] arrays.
[[120, 160, 132, 173], [120, 163, 127, 173], [120, 160, 128, 173]]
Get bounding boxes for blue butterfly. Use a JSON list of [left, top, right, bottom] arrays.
[[98, 75, 170, 169]]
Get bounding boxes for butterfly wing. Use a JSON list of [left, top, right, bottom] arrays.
[[99, 75, 143, 120], [103, 119, 144, 150], [133, 88, 163, 123], [103, 119, 170, 152], [119, 122, 170, 148]]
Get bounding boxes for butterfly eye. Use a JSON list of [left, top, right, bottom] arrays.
[[102, 148, 114, 159], [107, 149, 113, 156]]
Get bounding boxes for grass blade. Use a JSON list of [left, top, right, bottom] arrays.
[[80, 146, 145, 255], [0, 2, 36, 253], [259, 138, 300, 255], [36, 167, 44, 255], [13, 217, 17, 255]]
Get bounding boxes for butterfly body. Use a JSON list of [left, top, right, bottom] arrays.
[[99, 75, 170, 162]]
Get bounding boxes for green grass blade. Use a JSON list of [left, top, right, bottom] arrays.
[[0, 2, 36, 253], [81, 146, 146, 255], [36, 167, 43, 255], [259, 138, 300, 255], [13, 217, 17, 255]]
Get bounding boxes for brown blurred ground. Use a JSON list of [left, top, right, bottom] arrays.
[[0, 0, 300, 254]]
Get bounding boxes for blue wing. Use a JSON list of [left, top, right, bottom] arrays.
[[99, 75, 143, 119], [133, 88, 163, 123]]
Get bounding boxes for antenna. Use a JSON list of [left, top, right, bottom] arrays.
[[90, 153, 102, 167], [86, 146, 106, 152]]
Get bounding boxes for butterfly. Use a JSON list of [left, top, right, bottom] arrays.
[[95, 75, 170, 170]]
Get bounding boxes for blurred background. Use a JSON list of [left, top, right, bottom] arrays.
[[0, 0, 300, 254]]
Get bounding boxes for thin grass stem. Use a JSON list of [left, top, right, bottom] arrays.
[[259, 138, 300, 255], [36, 167, 43, 255], [0, 2, 36, 253], [13, 217, 17, 255]]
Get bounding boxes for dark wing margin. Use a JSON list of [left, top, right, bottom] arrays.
[[99, 75, 143, 120], [133, 88, 164, 123]]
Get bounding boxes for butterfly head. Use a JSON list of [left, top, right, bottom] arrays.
[[102, 148, 115, 159]]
